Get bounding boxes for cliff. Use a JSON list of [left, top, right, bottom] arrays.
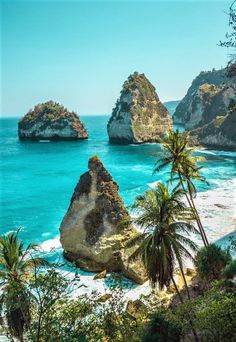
[[107, 72, 172, 144], [173, 68, 227, 125], [190, 106, 236, 150], [185, 79, 236, 129], [60, 156, 147, 284], [18, 101, 88, 141]]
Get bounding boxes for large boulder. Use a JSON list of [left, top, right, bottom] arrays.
[[18, 101, 88, 141], [107, 72, 172, 144], [59, 156, 147, 284], [173, 68, 227, 125]]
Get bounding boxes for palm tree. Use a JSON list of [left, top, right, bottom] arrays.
[[128, 183, 199, 341], [154, 129, 209, 246], [0, 230, 47, 341]]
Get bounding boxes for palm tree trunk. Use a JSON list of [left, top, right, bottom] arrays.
[[170, 275, 199, 342], [178, 171, 208, 247], [186, 180, 209, 246], [170, 274, 183, 303], [178, 262, 191, 300]]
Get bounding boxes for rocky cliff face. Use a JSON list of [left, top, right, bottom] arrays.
[[190, 106, 236, 150], [18, 101, 88, 140], [60, 156, 147, 284], [185, 79, 236, 129], [107, 72, 172, 144], [173, 68, 227, 125]]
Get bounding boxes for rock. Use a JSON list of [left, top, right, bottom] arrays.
[[185, 76, 236, 130], [126, 299, 146, 318], [186, 268, 196, 277], [173, 67, 227, 125], [107, 72, 172, 144], [93, 270, 107, 280], [190, 106, 236, 151], [18, 101, 88, 141], [60, 156, 147, 284], [98, 293, 112, 303]]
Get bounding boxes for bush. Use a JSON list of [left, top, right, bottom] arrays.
[[222, 259, 236, 279], [195, 244, 231, 281], [174, 282, 236, 342], [142, 312, 181, 342]]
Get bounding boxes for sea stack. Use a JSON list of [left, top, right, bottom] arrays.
[[60, 156, 147, 284], [107, 72, 172, 144], [18, 101, 88, 141]]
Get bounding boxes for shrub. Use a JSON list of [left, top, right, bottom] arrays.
[[142, 312, 181, 342], [222, 259, 236, 279], [175, 282, 236, 342], [195, 244, 231, 281]]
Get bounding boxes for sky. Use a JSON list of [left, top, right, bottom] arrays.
[[1, 0, 232, 117]]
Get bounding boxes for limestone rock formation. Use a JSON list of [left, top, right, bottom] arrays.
[[173, 68, 227, 125], [60, 156, 147, 284], [190, 106, 236, 151], [185, 80, 236, 130], [107, 72, 172, 144], [18, 101, 88, 141]]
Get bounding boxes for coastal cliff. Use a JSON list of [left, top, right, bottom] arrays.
[[190, 106, 236, 151], [60, 156, 147, 284], [185, 79, 236, 130], [173, 68, 227, 125], [107, 72, 172, 144], [18, 101, 88, 141]]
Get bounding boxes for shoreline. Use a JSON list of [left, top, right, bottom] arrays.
[[38, 177, 236, 299]]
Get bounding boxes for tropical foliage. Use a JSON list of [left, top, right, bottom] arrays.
[[154, 129, 209, 246], [0, 230, 47, 341], [195, 244, 232, 282]]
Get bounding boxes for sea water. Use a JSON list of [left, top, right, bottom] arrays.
[[0, 116, 235, 296]]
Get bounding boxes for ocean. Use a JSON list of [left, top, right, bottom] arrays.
[[0, 115, 235, 296]]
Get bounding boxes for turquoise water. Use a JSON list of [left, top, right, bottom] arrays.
[[0, 116, 236, 253]]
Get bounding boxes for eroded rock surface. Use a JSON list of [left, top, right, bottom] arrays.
[[190, 106, 236, 151], [60, 156, 147, 284], [173, 68, 227, 125], [18, 101, 88, 140], [107, 72, 172, 144]]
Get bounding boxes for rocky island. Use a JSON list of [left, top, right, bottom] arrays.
[[60, 156, 147, 284], [18, 101, 88, 141], [107, 72, 172, 144]]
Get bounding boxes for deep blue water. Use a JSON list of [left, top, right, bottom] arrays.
[[0, 116, 236, 249]]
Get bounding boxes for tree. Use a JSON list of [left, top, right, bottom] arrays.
[[195, 244, 231, 282], [28, 265, 88, 342], [154, 129, 209, 247], [219, 1, 236, 65], [0, 230, 47, 341], [128, 183, 199, 341]]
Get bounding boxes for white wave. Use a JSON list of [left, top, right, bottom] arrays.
[[148, 180, 161, 189], [39, 140, 51, 143], [194, 178, 236, 244], [40, 236, 61, 252], [195, 149, 216, 155]]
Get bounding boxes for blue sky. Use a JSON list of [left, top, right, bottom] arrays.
[[1, 0, 232, 117]]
